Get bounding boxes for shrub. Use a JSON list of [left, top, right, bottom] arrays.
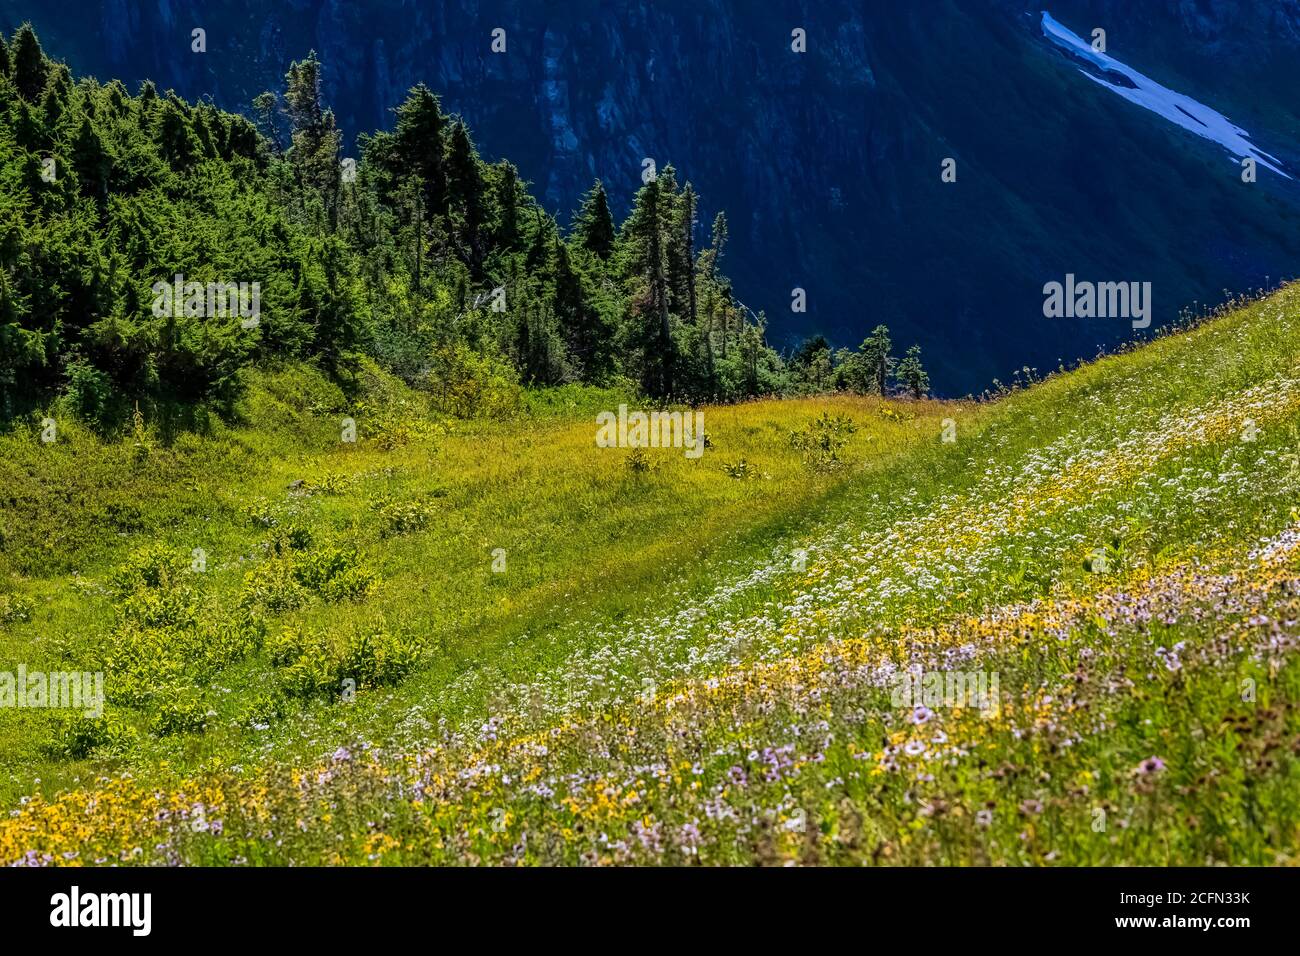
[[117, 583, 201, 630], [369, 412, 445, 451], [61, 360, 118, 428], [0, 592, 34, 627], [723, 458, 768, 480], [624, 448, 654, 474], [102, 626, 191, 706], [242, 543, 379, 610], [418, 342, 524, 420], [107, 545, 204, 634], [50, 713, 135, 759], [267, 627, 311, 667], [241, 557, 307, 612], [372, 495, 434, 537], [309, 472, 355, 495], [272, 621, 423, 701], [150, 693, 210, 737], [243, 497, 286, 529], [100, 545, 265, 706], [241, 690, 289, 728], [201, 613, 267, 667], [294, 547, 380, 602], [789, 412, 859, 471], [103, 611, 265, 707], [109, 543, 187, 596], [268, 523, 314, 555]]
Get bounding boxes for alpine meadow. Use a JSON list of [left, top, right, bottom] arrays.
[[0, 4, 1298, 931]]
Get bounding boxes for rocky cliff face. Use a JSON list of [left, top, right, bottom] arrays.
[[8, 0, 1300, 393]]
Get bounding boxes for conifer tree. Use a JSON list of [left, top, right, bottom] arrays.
[[553, 242, 609, 380], [669, 182, 699, 325], [525, 209, 556, 275], [446, 119, 487, 278], [71, 115, 111, 207], [283, 52, 324, 138], [12, 24, 46, 102], [739, 312, 767, 396], [620, 176, 675, 396], [859, 325, 894, 395], [283, 53, 341, 219], [574, 180, 615, 259], [895, 344, 930, 398], [491, 160, 523, 251], [158, 97, 197, 169], [252, 91, 283, 151], [702, 211, 727, 280], [40, 83, 64, 130], [136, 80, 158, 126], [393, 84, 449, 218]]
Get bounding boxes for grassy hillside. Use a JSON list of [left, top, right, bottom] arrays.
[[3, 284, 1300, 865], [0, 367, 951, 802]]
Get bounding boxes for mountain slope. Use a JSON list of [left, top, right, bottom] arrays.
[[6, 0, 1300, 393], [4, 283, 1300, 865]]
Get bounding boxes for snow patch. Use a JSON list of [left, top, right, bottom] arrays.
[[1041, 11, 1290, 179]]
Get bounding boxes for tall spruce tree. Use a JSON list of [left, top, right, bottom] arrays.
[[252, 91, 283, 151], [71, 115, 111, 207], [860, 325, 894, 395], [553, 241, 609, 380], [491, 160, 523, 251], [620, 176, 675, 396], [393, 84, 449, 218], [283, 52, 341, 220], [895, 344, 930, 398], [669, 181, 698, 325], [446, 119, 487, 278], [574, 179, 615, 259], [12, 23, 46, 102]]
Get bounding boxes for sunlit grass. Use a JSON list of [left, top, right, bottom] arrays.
[[4, 285, 1300, 864], [0, 373, 954, 804]]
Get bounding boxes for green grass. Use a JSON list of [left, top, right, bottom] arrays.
[[0, 364, 953, 807], [3, 285, 1300, 865]]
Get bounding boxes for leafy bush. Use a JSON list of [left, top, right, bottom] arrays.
[[268, 523, 314, 555], [50, 713, 135, 759], [109, 543, 188, 596], [368, 411, 445, 452], [0, 593, 34, 627], [624, 448, 655, 474], [242, 542, 379, 610], [267, 627, 312, 667], [372, 495, 435, 537], [241, 690, 289, 728], [418, 343, 524, 420], [103, 614, 265, 708], [61, 361, 118, 428], [272, 621, 422, 701], [149, 693, 210, 737], [722, 458, 768, 480], [294, 547, 379, 602], [240, 557, 307, 612], [243, 497, 289, 530], [99, 547, 265, 710], [308, 472, 355, 495], [789, 412, 859, 471], [117, 582, 201, 631]]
